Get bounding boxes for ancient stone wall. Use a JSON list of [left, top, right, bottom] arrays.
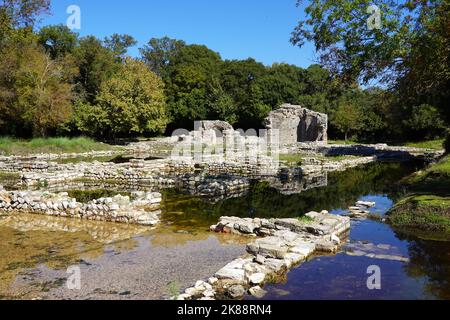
[[264, 104, 328, 144], [0, 189, 162, 226]]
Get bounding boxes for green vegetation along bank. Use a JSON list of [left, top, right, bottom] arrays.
[[388, 155, 450, 236], [0, 137, 115, 156]]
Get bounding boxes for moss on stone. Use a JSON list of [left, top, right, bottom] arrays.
[[388, 195, 450, 233]]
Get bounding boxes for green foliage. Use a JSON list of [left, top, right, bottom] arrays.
[[139, 37, 186, 78], [162, 43, 223, 129], [0, 136, 113, 155], [388, 195, 450, 233], [292, 0, 450, 140], [0, 35, 76, 137], [104, 33, 137, 59], [403, 104, 445, 139], [0, 3, 447, 143], [73, 36, 118, 104], [404, 139, 446, 151], [332, 100, 363, 142], [0, 0, 50, 28], [75, 58, 168, 138], [38, 24, 78, 59], [445, 132, 450, 155]]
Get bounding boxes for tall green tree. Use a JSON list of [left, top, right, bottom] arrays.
[[104, 33, 137, 60], [291, 0, 449, 139], [75, 58, 168, 138], [333, 98, 364, 142], [38, 24, 78, 59], [0, 38, 76, 137], [73, 36, 118, 104], [0, 0, 50, 28], [163, 44, 223, 129], [139, 37, 186, 78]]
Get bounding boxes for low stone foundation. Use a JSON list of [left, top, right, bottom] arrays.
[[179, 211, 350, 300], [0, 189, 162, 226]]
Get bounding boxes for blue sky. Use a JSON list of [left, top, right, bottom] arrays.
[[39, 0, 317, 68]]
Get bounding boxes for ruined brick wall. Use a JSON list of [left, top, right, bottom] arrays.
[[264, 104, 328, 144]]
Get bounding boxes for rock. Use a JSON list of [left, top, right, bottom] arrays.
[[185, 287, 202, 296], [109, 204, 120, 211], [264, 259, 286, 272], [177, 293, 191, 301], [255, 255, 266, 265], [237, 221, 258, 234], [208, 277, 218, 285], [284, 253, 304, 267], [356, 201, 376, 208], [215, 268, 245, 282], [315, 239, 338, 253], [228, 285, 246, 299], [273, 230, 299, 243], [258, 243, 288, 259], [289, 242, 316, 256], [248, 273, 265, 285], [194, 280, 211, 291], [249, 286, 267, 299], [330, 234, 341, 245], [203, 289, 215, 298]]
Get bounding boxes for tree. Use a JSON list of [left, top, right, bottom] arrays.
[[291, 0, 415, 84], [220, 58, 268, 128], [258, 63, 306, 108], [291, 0, 450, 140], [0, 0, 50, 28], [104, 33, 137, 60], [206, 78, 237, 124], [139, 37, 186, 78], [91, 58, 168, 137], [1, 0, 50, 49], [404, 104, 446, 139], [333, 100, 364, 142], [162, 44, 223, 129], [73, 36, 118, 104], [8, 42, 76, 136], [38, 24, 78, 59]]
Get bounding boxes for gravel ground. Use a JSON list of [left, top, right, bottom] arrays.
[[1, 223, 247, 300]]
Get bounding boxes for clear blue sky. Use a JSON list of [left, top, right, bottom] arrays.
[[39, 0, 317, 68]]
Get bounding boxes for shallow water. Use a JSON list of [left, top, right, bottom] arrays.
[[248, 201, 450, 300], [1, 161, 449, 300]]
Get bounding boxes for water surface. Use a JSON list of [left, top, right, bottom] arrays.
[[1, 161, 449, 300]]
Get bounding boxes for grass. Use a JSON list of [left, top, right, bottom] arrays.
[[328, 138, 445, 150], [402, 155, 450, 194], [388, 195, 450, 233], [278, 154, 304, 165], [278, 153, 358, 166], [167, 281, 180, 298], [388, 156, 450, 235], [297, 216, 315, 223], [0, 172, 21, 179], [0, 137, 117, 156], [403, 139, 445, 150]]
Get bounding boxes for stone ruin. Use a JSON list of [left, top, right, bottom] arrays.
[[194, 120, 234, 145], [264, 104, 328, 144]]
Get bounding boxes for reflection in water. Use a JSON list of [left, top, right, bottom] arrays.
[[159, 162, 420, 225], [1, 160, 449, 300], [399, 233, 450, 300]]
